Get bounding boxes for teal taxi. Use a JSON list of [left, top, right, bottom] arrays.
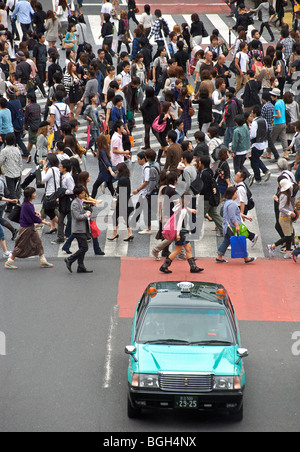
[[125, 281, 248, 421]]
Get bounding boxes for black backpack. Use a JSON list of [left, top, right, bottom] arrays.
[[160, 19, 169, 38], [237, 182, 255, 212], [190, 172, 204, 195]]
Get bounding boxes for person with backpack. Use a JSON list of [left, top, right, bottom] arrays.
[[49, 90, 71, 142], [132, 149, 160, 235], [249, 105, 271, 186], [6, 86, 29, 161], [231, 114, 251, 176], [234, 170, 258, 247], [199, 154, 223, 235], [149, 9, 170, 60]]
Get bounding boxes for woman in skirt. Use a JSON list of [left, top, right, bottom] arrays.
[[63, 62, 84, 120], [5, 187, 53, 270], [159, 198, 204, 274]]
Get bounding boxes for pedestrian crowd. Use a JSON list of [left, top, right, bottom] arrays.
[[0, 0, 300, 274]]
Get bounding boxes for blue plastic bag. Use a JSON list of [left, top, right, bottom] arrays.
[[230, 235, 248, 259]]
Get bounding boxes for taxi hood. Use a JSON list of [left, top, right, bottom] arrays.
[[136, 344, 237, 376]]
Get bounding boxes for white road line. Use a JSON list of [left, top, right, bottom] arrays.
[[102, 305, 119, 389], [206, 13, 236, 45]]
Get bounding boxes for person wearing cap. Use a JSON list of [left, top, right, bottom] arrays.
[[11, 0, 35, 42], [270, 87, 289, 160], [267, 178, 297, 259], [15, 51, 32, 86], [261, 92, 280, 162]]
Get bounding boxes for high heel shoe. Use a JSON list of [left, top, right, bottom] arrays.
[[107, 234, 119, 241], [123, 235, 134, 242]]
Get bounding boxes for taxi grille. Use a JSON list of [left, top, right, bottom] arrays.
[[159, 372, 214, 392]]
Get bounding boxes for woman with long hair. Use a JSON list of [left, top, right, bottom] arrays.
[[63, 62, 83, 119], [5, 187, 53, 270], [178, 87, 192, 136], [91, 135, 116, 198], [159, 196, 204, 274], [45, 10, 60, 48], [267, 179, 297, 259], [108, 162, 134, 242]]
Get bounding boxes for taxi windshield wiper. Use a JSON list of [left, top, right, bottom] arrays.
[[142, 339, 190, 344], [188, 340, 233, 345]]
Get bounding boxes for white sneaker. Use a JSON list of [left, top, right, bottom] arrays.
[[3, 251, 12, 259], [267, 244, 275, 258], [138, 230, 152, 234], [283, 253, 293, 259], [264, 171, 271, 182], [151, 250, 161, 261]]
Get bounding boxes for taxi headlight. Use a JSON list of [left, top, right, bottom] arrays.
[[214, 376, 242, 390], [131, 373, 159, 388]]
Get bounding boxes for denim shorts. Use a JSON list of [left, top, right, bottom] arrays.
[[0, 223, 5, 241], [175, 230, 190, 247]]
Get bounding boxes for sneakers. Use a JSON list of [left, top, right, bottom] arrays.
[[251, 234, 259, 248], [5, 261, 18, 269], [249, 175, 254, 187], [40, 262, 53, 268], [267, 244, 275, 258], [138, 229, 152, 234], [51, 239, 65, 245], [3, 251, 12, 259], [264, 171, 271, 182], [151, 250, 161, 261], [283, 253, 293, 259]]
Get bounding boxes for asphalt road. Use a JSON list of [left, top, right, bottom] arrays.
[[1, 257, 300, 432]]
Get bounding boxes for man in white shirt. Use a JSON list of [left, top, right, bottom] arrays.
[[52, 159, 75, 245], [110, 120, 130, 167], [101, 0, 114, 24], [235, 41, 249, 94], [49, 91, 71, 142], [120, 61, 131, 88]]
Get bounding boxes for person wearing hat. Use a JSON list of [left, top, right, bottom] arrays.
[[261, 91, 280, 161], [270, 87, 289, 160], [15, 50, 32, 86], [267, 178, 297, 259]]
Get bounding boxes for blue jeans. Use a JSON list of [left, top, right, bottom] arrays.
[[224, 126, 235, 147], [250, 146, 269, 182], [218, 228, 233, 256]]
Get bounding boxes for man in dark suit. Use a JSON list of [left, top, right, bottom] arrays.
[[65, 185, 93, 274]]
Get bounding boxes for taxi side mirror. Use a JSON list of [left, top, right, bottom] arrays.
[[125, 345, 138, 362], [235, 348, 248, 365]]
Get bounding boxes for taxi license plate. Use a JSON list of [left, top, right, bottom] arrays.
[[174, 396, 198, 409]]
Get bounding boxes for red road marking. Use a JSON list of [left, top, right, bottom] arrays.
[[136, 0, 229, 14], [117, 257, 300, 321]]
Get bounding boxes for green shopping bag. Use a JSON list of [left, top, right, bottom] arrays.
[[232, 223, 249, 238]]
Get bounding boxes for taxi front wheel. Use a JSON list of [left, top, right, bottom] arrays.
[[127, 397, 141, 419]]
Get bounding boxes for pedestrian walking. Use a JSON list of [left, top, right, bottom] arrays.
[[64, 185, 93, 274], [5, 187, 53, 270]]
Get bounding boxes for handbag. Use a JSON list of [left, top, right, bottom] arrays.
[[190, 172, 204, 195], [152, 115, 167, 133], [162, 211, 178, 241], [62, 39, 74, 49], [7, 204, 22, 224], [42, 169, 58, 211], [87, 125, 91, 149], [90, 220, 100, 238], [230, 235, 248, 259], [188, 100, 195, 117]]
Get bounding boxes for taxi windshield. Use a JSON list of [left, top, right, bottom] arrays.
[[137, 307, 235, 345]]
